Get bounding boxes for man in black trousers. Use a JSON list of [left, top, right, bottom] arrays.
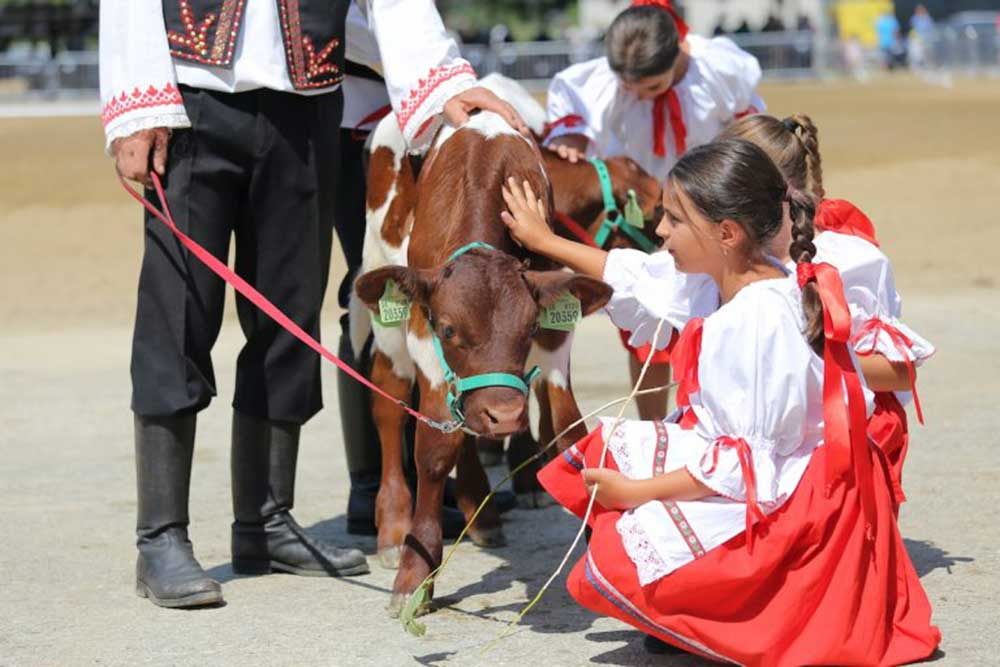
[[100, 0, 525, 608]]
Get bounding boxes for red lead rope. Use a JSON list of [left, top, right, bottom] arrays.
[[552, 210, 599, 248], [120, 172, 458, 433]]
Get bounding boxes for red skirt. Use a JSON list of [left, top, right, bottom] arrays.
[[617, 328, 676, 366], [869, 391, 910, 510], [538, 430, 940, 667]]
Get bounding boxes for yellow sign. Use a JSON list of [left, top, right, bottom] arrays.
[[835, 0, 895, 48]]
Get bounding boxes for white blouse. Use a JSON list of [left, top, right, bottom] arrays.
[[603, 278, 835, 584], [544, 35, 765, 181], [602, 232, 935, 376]]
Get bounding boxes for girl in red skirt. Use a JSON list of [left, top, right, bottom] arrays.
[[501, 139, 940, 665], [721, 113, 934, 511]]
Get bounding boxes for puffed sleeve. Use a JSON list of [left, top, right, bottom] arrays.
[[544, 58, 618, 145], [99, 0, 189, 152], [695, 36, 763, 121], [814, 231, 935, 367], [682, 283, 819, 506], [602, 248, 718, 349], [358, 0, 477, 152]]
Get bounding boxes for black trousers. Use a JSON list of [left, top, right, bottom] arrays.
[[131, 85, 342, 425], [331, 128, 368, 310]]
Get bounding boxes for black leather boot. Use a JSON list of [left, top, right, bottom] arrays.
[[231, 411, 369, 576], [337, 321, 384, 536], [134, 414, 223, 608]]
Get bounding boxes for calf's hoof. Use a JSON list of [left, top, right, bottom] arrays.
[[377, 545, 403, 570], [516, 491, 556, 509], [387, 592, 431, 619], [469, 525, 507, 548]]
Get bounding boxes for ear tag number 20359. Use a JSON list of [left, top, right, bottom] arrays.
[[375, 279, 411, 328], [538, 292, 581, 332]]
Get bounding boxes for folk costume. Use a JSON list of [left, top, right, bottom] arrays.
[[100, 0, 479, 606]]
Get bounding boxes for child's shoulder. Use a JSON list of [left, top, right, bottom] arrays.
[[708, 278, 805, 339], [686, 34, 762, 88], [552, 56, 617, 86]]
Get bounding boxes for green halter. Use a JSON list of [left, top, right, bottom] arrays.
[[589, 157, 658, 253], [432, 242, 541, 423]]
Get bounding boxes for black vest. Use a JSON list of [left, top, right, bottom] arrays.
[[162, 0, 349, 91]]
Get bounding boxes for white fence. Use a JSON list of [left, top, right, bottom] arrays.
[[1, 25, 998, 101]]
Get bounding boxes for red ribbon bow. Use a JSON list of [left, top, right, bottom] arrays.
[[798, 262, 878, 540], [671, 318, 703, 429], [852, 318, 924, 424], [631, 0, 689, 159], [652, 89, 687, 159], [815, 198, 879, 247], [701, 435, 767, 554]]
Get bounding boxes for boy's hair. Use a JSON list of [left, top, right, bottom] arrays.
[[606, 5, 680, 81]]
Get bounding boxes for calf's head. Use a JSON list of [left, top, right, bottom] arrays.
[[356, 248, 612, 438]]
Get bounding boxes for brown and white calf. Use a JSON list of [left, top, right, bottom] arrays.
[[350, 110, 611, 614]]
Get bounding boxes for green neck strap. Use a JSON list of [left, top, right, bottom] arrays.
[[432, 241, 541, 423], [588, 158, 658, 254]]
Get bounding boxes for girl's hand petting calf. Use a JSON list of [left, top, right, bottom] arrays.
[[501, 177, 554, 252]]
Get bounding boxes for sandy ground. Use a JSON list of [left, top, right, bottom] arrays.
[[1, 76, 999, 665]]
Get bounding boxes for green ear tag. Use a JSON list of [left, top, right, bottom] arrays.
[[539, 292, 582, 331], [623, 189, 644, 229], [375, 279, 411, 328]]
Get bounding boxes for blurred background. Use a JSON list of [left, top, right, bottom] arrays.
[[1, 0, 999, 99], [0, 0, 1000, 100]]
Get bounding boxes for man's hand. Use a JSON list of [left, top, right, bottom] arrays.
[[548, 134, 588, 163], [111, 128, 170, 185], [442, 87, 529, 136]]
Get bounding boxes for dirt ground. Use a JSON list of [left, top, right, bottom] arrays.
[[1, 76, 998, 665]]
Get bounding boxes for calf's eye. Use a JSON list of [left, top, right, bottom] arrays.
[[443, 325, 456, 340]]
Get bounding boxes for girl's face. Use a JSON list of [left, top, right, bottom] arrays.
[[621, 68, 675, 101], [655, 180, 724, 275]]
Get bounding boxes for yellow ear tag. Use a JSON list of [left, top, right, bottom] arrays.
[[538, 292, 581, 332], [374, 279, 411, 328], [624, 189, 644, 229]]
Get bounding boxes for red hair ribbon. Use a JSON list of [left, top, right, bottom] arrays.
[[852, 318, 924, 424], [798, 262, 878, 540], [631, 0, 689, 40], [701, 436, 767, 554], [815, 198, 879, 247]]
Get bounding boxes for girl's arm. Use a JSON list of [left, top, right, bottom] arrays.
[[582, 467, 714, 510], [858, 353, 915, 392], [501, 177, 609, 278]]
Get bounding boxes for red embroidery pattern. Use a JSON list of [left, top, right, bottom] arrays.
[[167, 0, 216, 60], [211, 0, 244, 63], [652, 420, 706, 559], [167, 0, 246, 67], [397, 62, 476, 132], [101, 83, 185, 127], [302, 35, 341, 79], [278, 0, 342, 90]]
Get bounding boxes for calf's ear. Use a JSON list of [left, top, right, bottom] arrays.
[[523, 270, 613, 317], [354, 265, 434, 311]]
